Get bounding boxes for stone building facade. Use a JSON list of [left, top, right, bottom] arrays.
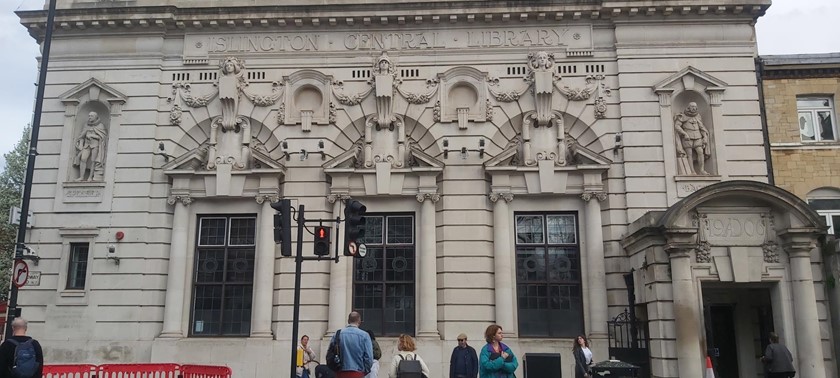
[[15, 1, 834, 377], [760, 53, 840, 377]]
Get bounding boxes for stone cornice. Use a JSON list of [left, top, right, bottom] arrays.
[[18, 2, 769, 37]]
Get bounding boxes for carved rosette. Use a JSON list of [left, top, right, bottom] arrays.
[[255, 194, 280, 204], [594, 97, 608, 119], [416, 193, 441, 203], [695, 241, 712, 263], [170, 104, 182, 126], [489, 192, 514, 203], [762, 240, 781, 263], [167, 195, 193, 206]]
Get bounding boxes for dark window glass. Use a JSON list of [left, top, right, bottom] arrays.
[[515, 213, 583, 338], [67, 243, 89, 290], [353, 214, 415, 336], [191, 216, 256, 337]]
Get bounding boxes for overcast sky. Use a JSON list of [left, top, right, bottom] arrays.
[[1, 0, 839, 167]]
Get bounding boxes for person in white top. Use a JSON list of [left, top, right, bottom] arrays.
[[573, 335, 593, 378], [389, 334, 430, 378]]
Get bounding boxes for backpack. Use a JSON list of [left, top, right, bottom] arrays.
[[314, 364, 337, 378], [396, 353, 423, 378], [7, 339, 38, 378], [326, 330, 342, 371]]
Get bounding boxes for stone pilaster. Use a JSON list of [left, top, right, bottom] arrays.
[[490, 191, 516, 334], [666, 242, 703, 377], [251, 194, 280, 338], [326, 193, 352, 336], [417, 192, 441, 338], [582, 191, 608, 342], [160, 195, 193, 338], [780, 231, 826, 378]]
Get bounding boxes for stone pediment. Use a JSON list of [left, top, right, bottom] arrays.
[[163, 143, 285, 173], [653, 66, 728, 94], [59, 78, 127, 106], [323, 141, 443, 171], [485, 137, 611, 169]]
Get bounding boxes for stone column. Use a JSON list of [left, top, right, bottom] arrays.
[[582, 192, 608, 340], [160, 195, 192, 338], [490, 192, 516, 334], [326, 194, 351, 336], [251, 194, 279, 338], [417, 193, 440, 338], [783, 235, 826, 378], [667, 245, 703, 377]]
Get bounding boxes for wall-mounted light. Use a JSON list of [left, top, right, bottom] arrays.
[[106, 244, 120, 265], [281, 139, 327, 161], [443, 139, 450, 159]]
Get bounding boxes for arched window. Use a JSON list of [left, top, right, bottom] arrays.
[[807, 187, 840, 237]]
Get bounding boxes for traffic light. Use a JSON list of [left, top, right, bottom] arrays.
[[271, 199, 292, 257], [314, 226, 331, 256], [343, 199, 367, 257]]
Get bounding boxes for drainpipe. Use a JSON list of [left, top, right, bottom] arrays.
[[755, 57, 775, 185]]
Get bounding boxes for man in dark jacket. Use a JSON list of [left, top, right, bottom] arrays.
[[450, 333, 478, 378], [761, 332, 795, 378], [0, 318, 43, 378]]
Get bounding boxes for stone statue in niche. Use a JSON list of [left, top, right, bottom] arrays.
[[73, 111, 107, 181], [674, 102, 711, 175]]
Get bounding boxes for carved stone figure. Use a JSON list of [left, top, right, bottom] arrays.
[[528, 51, 557, 126], [73, 111, 107, 181], [218, 56, 247, 131], [674, 102, 711, 175], [373, 52, 397, 130]]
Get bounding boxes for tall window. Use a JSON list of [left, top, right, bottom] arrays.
[[191, 216, 256, 336], [798, 97, 837, 142], [515, 213, 583, 337], [66, 243, 89, 290], [353, 214, 415, 336], [810, 199, 840, 238]]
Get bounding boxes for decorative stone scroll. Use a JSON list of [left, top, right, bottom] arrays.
[[166, 195, 193, 206], [255, 194, 280, 204], [489, 192, 514, 203], [416, 193, 441, 203]]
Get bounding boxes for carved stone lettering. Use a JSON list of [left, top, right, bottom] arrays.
[[703, 214, 767, 246]]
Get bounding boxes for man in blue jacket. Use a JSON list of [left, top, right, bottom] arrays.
[[331, 312, 373, 378], [450, 333, 478, 378]]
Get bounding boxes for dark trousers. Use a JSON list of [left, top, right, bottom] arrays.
[[768, 373, 795, 378]]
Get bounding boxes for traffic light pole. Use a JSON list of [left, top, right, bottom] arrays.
[[288, 205, 344, 378]]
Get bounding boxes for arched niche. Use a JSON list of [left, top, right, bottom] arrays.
[[436, 66, 490, 129]]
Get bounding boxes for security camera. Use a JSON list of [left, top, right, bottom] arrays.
[[106, 245, 120, 265]]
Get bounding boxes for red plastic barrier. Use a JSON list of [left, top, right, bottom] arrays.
[[181, 365, 232, 378], [99, 363, 180, 378], [43, 364, 97, 378]]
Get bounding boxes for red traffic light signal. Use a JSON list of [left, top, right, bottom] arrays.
[[314, 226, 331, 256]]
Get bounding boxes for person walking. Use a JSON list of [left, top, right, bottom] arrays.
[[573, 335, 593, 378], [364, 329, 382, 378], [298, 335, 317, 378], [478, 325, 517, 378], [389, 334, 430, 378], [761, 333, 796, 378], [0, 318, 43, 378], [330, 312, 374, 378], [449, 333, 478, 378]]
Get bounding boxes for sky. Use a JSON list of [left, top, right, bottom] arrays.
[[1, 0, 839, 170]]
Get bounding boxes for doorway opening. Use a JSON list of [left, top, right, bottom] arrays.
[[702, 285, 774, 378]]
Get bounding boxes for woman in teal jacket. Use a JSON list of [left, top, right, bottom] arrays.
[[479, 324, 519, 378]]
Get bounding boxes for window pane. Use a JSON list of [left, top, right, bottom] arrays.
[[229, 218, 256, 245], [832, 215, 840, 238], [385, 247, 415, 282], [548, 247, 580, 283], [386, 216, 414, 244], [355, 248, 384, 282], [199, 218, 227, 245], [809, 199, 840, 211], [362, 216, 384, 245], [516, 215, 544, 244], [799, 112, 816, 141], [798, 98, 831, 108], [195, 249, 225, 283], [817, 111, 836, 141], [225, 249, 255, 283], [547, 215, 576, 244], [516, 247, 547, 282], [221, 285, 252, 336], [384, 283, 415, 336], [67, 243, 89, 290], [193, 285, 223, 335]]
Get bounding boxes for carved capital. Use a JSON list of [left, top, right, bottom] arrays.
[[327, 193, 352, 204], [255, 194, 280, 204], [489, 192, 514, 203], [581, 191, 607, 202], [416, 193, 441, 203], [167, 195, 193, 206]]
